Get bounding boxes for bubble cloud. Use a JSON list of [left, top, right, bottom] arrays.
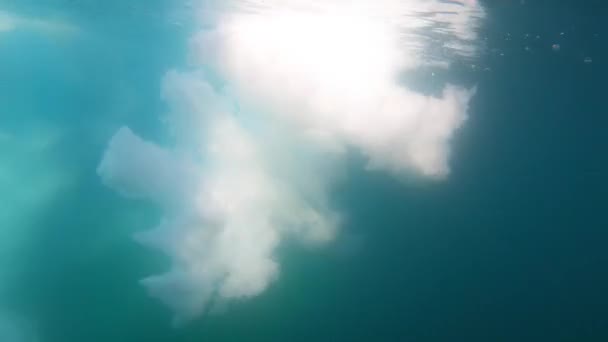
[[99, 0, 485, 324]]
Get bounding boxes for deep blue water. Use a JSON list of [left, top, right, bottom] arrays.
[[1, 0, 607, 341]]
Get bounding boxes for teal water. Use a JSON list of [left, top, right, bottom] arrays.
[[1, 0, 607, 341]]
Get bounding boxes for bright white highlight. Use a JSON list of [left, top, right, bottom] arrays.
[[99, 0, 484, 323], [194, 0, 482, 177]]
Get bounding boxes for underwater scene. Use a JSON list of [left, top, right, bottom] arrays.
[[0, 0, 607, 341]]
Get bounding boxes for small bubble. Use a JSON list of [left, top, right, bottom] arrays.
[[524, 46, 531, 52], [560, 32, 565, 36], [584, 57, 593, 64], [552, 43, 560, 52], [536, 35, 541, 39]]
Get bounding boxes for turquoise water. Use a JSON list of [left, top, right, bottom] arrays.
[[1, 0, 607, 341]]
